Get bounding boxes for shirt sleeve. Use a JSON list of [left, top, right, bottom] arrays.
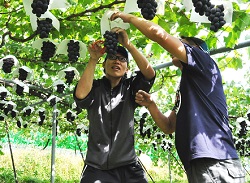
[[73, 83, 95, 109], [131, 71, 156, 96]]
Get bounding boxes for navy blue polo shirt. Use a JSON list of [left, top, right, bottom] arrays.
[[175, 43, 239, 170]]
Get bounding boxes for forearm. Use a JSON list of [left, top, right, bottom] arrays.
[[126, 14, 166, 44], [147, 102, 175, 134], [75, 58, 97, 99], [126, 43, 155, 80]]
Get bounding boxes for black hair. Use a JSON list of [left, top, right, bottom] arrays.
[[181, 36, 210, 54]]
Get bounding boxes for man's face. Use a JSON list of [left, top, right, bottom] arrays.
[[103, 53, 128, 78]]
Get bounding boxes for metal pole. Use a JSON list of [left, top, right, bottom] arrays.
[[168, 150, 172, 183], [4, 119, 18, 183], [51, 104, 57, 183]]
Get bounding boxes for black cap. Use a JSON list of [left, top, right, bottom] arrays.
[[104, 46, 129, 63], [116, 46, 128, 60]]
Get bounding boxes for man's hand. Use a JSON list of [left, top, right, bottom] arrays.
[[111, 27, 130, 48], [135, 90, 154, 108], [110, 12, 131, 23], [88, 41, 105, 62]]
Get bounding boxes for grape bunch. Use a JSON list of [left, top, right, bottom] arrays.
[[38, 111, 45, 125], [23, 109, 32, 117], [16, 85, 24, 96], [17, 120, 22, 128], [4, 104, 14, 115], [205, 5, 226, 32], [37, 18, 53, 38], [11, 110, 17, 118], [137, 0, 158, 20], [66, 111, 75, 122], [192, 0, 212, 16], [64, 70, 75, 84], [49, 97, 56, 106], [2, 57, 14, 73], [238, 120, 248, 138], [0, 92, 7, 100], [56, 84, 65, 93], [31, 0, 50, 17], [18, 68, 28, 81], [67, 40, 80, 62], [41, 41, 56, 61], [103, 31, 118, 55], [76, 128, 81, 136]]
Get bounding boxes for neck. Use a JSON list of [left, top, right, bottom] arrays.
[[106, 76, 122, 88]]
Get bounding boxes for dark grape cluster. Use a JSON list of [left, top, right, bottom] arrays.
[[205, 5, 226, 32], [18, 68, 28, 81], [2, 57, 14, 73], [49, 97, 56, 106], [17, 120, 22, 128], [23, 109, 32, 117], [192, 0, 211, 16], [64, 70, 75, 84], [139, 112, 147, 138], [41, 41, 56, 61], [103, 31, 118, 55], [66, 111, 75, 122], [76, 128, 81, 136], [67, 40, 80, 62], [31, 0, 50, 17], [238, 120, 248, 138], [137, 0, 158, 20], [37, 18, 53, 38], [11, 110, 17, 118], [4, 104, 14, 115], [0, 92, 7, 100], [56, 84, 65, 93], [38, 111, 45, 126], [192, 0, 226, 32], [16, 84, 24, 96]]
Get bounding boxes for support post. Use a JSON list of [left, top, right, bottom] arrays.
[[51, 104, 57, 183]]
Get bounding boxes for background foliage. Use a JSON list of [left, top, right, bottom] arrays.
[[0, 0, 250, 181]]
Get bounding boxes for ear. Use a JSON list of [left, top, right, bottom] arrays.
[[124, 66, 129, 74]]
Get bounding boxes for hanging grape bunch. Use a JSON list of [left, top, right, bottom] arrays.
[[137, 0, 158, 20], [103, 31, 118, 55], [66, 111, 75, 122], [0, 92, 7, 100], [2, 57, 14, 73], [4, 104, 13, 115], [37, 18, 53, 38], [49, 97, 56, 106], [41, 41, 56, 61], [64, 70, 75, 84], [67, 40, 80, 62], [31, 0, 50, 17], [56, 84, 65, 93], [38, 111, 45, 125], [16, 85, 24, 96], [23, 109, 32, 117], [11, 110, 17, 118], [18, 68, 28, 81], [205, 4, 226, 32], [192, 0, 212, 16]]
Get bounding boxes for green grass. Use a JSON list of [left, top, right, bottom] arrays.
[[0, 144, 188, 183]]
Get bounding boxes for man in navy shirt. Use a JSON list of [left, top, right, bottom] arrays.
[[111, 12, 246, 183]]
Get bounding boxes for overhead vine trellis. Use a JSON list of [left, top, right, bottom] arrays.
[[0, 0, 250, 182]]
